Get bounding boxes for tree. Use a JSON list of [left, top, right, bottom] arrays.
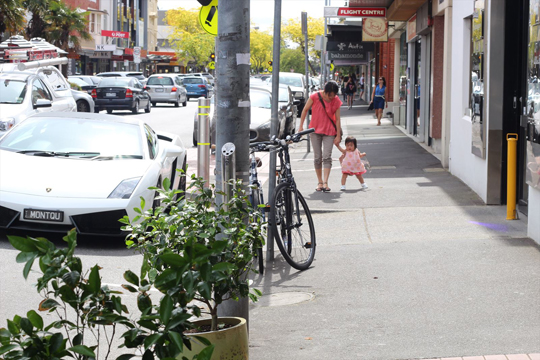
[[166, 8, 216, 70], [0, 0, 26, 38], [280, 47, 305, 74], [250, 28, 273, 74], [281, 16, 324, 75], [46, 1, 91, 53], [24, 0, 50, 40]]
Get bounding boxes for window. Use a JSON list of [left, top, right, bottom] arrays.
[[89, 13, 96, 33], [470, 1, 484, 122], [144, 125, 157, 159], [32, 79, 52, 104]]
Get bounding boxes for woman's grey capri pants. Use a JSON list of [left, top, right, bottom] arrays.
[[310, 133, 335, 169]]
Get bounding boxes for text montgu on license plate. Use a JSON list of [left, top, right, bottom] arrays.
[[23, 209, 64, 222]]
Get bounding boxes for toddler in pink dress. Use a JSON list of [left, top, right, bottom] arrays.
[[337, 136, 368, 191]]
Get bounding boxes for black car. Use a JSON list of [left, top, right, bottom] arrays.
[[92, 77, 151, 114]]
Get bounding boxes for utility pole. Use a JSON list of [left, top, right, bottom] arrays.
[[267, 0, 282, 261], [302, 12, 311, 152], [215, 0, 251, 323]]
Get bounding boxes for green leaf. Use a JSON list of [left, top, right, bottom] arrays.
[[58, 285, 78, 309], [39, 298, 60, 311], [212, 262, 234, 272], [15, 251, 38, 264], [49, 333, 64, 354], [116, 355, 137, 360], [73, 333, 83, 346], [88, 265, 101, 294], [197, 282, 211, 300], [196, 344, 215, 360], [61, 271, 80, 288], [143, 333, 162, 349], [159, 253, 188, 268], [19, 318, 33, 335], [7, 236, 38, 252], [0, 344, 19, 356], [137, 293, 152, 312], [154, 269, 177, 293], [68, 345, 96, 358], [199, 262, 211, 281], [22, 258, 34, 280], [168, 331, 184, 353], [163, 177, 171, 190], [6, 320, 19, 335], [159, 295, 173, 325], [121, 284, 138, 293], [123, 270, 139, 286]]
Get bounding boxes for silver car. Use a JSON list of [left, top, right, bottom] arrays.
[[145, 74, 188, 107]]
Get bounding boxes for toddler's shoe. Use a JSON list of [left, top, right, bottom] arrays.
[[361, 183, 369, 189], [340, 185, 346, 191]]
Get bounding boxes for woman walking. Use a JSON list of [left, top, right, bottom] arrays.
[[298, 81, 342, 192], [345, 76, 357, 109], [370, 76, 387, 126]]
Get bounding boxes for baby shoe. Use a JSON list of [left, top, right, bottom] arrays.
[[361, 183, 369, 189], [340, 185, 346, 191]]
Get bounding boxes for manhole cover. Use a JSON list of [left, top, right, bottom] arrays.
[[254, 292, 314, 307]]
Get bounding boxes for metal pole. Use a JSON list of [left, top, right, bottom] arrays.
[[302, 12, 311, 153], [267, 0, 282, 261], [323, 0, 328, 83], [214, 0, 250, 325], [197, 98, 211, 187], [506, 134, 518, 220]]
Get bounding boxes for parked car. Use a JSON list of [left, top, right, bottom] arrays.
[[71, 89, 95, 113], [96, 71, 147, 85], [192, 86, 297, 147], [68, 75, 102, 86], [183, 76, 214, 100], [0, 61, 76, 135], [195, 72, 215, 86], [0, 112, 187, 236], [68, 76, 97, 94], [92, 77, 151, 114], [145, 74, 187, 107], [265, 72, 307, 116]]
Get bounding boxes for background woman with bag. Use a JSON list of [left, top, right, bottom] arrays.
[[370, 76, 387, 126], [298, 81, 342, 192]]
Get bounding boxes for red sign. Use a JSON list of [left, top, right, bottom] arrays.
[[337, 7, 386, 17], [101, 30, 130, 39]]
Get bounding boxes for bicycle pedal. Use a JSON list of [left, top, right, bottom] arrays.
[[304, 242, 312, 249]]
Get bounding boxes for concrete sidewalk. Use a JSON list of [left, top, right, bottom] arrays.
[[249, 101, 540, 359]]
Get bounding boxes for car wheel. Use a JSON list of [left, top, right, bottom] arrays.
[[152, 102, 157, 106], [174, 97, 180, 107], [76, 99, 90, 112], [132, 101, 139, 114], [107, 109, 113, 114], [145, 101, 151, 113]]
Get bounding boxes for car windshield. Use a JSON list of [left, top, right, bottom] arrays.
[[278, 88, 290, 102], [251, 90, 271, 109], [128, 73, 145, 80], [0, 79, 27, 104], [279, 76, 303, 87], [68, 77, 89, 87], [0, 117, 144, 158], [147, 77, 174, 85], [99, 78, 132, 87], [183, 78, 203, 84]]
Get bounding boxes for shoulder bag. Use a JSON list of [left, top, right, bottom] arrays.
[[317, 92, 343, 142]]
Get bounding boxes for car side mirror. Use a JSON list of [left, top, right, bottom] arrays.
[[163, 143, 183, 158], [33, 99, 52, 109]]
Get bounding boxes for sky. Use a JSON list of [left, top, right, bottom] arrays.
[[157, 0, 348, 31]]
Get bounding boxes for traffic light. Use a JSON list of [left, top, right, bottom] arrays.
[[196, 0, 212, 5], [268, 61, 273, 66], [210, 53, 215, 60]]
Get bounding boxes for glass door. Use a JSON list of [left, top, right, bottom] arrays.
[[414, 38, 422, 136]]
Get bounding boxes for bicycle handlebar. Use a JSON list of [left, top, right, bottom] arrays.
[[250, 128, 315, 152]]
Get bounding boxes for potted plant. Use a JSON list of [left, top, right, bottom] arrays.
[[121, 176, 265, 359], [0, 229, 214, 360]]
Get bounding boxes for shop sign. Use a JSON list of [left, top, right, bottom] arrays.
[[124, 60, 129, 67], [90, 51, 111, 59], [95, 44, 116, 51], [362, 18, 388, 42], [328, 52, 367, 60], [327, 41, 374, 52], [407, 14, 417, 42], [101, 30, 129, 39], [324, 7, 386, 18]]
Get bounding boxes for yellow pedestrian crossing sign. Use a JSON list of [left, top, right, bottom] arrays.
[[269, 66, 273, 72], [330, 63, 335, 71], [199, 0, 218, 36], [209, 61, 215, 70]]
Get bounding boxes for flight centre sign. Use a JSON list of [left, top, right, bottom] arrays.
[[324, 7, 386, 18]]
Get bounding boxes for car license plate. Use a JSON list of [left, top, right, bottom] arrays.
[[23, 209, 64, 222], [106, 92, 116, 97], [155, 88, 164, 92]]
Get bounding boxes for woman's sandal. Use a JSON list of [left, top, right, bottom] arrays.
[[322, 182, 331, 192], [316, 182, 324, 192]]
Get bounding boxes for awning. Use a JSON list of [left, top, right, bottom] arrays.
[[387, 0, 426, 21]]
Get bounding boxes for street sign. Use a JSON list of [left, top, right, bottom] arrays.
[[133, 46, 141, 64], [208, 61, 215, 69], [95, 44, 116, 51], [269, 66, 273, 72], [199, 0, 218, 36], [101, 30, 130, 38], [329, 63, 334, 71]]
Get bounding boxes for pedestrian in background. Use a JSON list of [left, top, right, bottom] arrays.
[[370, 76, 387, 126], [298, 80, 343, 192], [337, 136, 368, 191], [341, 76, 349, 102], [359, 72, 365, 100], [346, 75, 357, 110]]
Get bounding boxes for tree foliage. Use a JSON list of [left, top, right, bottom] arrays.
[[166, 8, 215, 69], [281, 16, 324, 75], [0, 0, 26, 36], [250, 28, 273, 74], [46, 1, 92, 53], [24, 0, 50, 40], [280, 47, 306, 74]]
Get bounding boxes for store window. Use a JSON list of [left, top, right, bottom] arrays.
[[526, 0, 540, 189], [399, 31, 408, 107], [470, 0, 485, 158]]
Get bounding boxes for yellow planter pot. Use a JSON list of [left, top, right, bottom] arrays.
[[180, 317, 248, 360]]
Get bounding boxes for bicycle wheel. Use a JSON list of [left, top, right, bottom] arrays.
[[250, 187, 265, 275], [270, 182, 316, 270]]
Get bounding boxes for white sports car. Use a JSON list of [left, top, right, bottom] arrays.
[[0, 112, 187, 236]]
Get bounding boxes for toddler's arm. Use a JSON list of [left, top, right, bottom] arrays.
[[359, 152, 366, 158], [336, 144, 346, 154]]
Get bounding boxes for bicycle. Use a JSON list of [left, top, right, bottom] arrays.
[[248, 144, 267, 275], [250, 128, 316, 271]]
